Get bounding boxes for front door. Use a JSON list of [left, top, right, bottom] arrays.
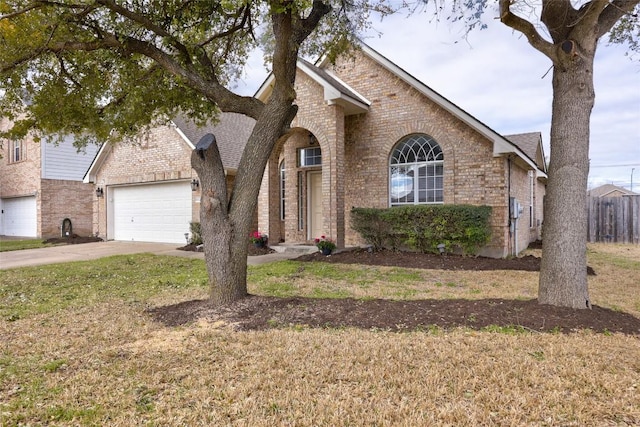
[[308, 171, 323, 240]]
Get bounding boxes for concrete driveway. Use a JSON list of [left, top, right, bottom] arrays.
[[0, 240, 301, 270]]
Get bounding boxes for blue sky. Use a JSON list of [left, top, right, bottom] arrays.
[[234, 9, 640, 191]]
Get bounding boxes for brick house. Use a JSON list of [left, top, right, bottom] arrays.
[[83, 113, 254, 244], [256, 43, 547, 257], [82, 42, 546, 256], [588, 184, 638, 198], [0, 117, 99, 238]]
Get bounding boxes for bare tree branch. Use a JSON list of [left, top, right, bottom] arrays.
[[499, 0, 556, 60], [568, 0, 609, 42], [598, 0, 640, 38], [296, 0, 333, 45], [116, 35, 263, 118]]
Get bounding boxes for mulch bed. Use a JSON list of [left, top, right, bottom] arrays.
[[38, 236, 630, 334], [43, 235, 103, 244], [148, 296, 640, 335], [296, 248, 595, 275], [147, 247, 639, 335], [177, 243, 275, 256]]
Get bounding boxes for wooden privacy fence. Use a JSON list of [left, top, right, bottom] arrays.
[[587, 196, 640, 244]]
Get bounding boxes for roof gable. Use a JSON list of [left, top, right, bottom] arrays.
[[84, 112, 254, 183], [318, 42, 547, 176], [256, 59, 371, 116], [172, 112, 255, 172], [505, 132, 547, 173], [588, 184, 638, 197]]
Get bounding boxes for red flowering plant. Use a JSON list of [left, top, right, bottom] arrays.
[[314, 235, 336, 251], [250, 231, 268, 245]]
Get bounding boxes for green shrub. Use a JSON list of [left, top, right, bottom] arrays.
[[189, 222, 203, 245], [351, 205, 492, 255]]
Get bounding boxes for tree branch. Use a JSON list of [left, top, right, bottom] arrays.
[[0, 0, 85, 20], [197, 5, 253, 47], [499, 0, 556, 60], [568, 0, 610, 41], [117, 35, 263, 118], [95, 0, 193, 64], [597, 0, 640, 38], [295, 0, 333, 45]]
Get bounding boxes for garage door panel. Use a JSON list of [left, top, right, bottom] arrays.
[[1, 196, 37, 237], [112, 182, 191, 244]]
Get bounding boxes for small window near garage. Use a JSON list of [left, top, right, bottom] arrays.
[[9, 140, 25, 163], [298, 147, 322, 167]]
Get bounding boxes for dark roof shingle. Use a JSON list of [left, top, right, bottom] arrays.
[[173, 112, 255, 170]]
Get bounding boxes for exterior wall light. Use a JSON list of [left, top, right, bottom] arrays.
[[96, 187, 104, 198], [191, 179, 200, 191]]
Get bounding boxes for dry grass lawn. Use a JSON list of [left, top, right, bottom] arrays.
[[1, 243, 639, 426]]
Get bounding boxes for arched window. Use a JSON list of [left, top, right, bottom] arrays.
[[389, 134, 443, 205]]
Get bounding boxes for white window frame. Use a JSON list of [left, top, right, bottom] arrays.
[[298, 147, 322, 167], [389, 134, 444, 206], [10, 140, 25, 163]]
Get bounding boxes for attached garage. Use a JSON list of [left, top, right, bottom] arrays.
[[110, 181, 192, 244], [1, 196, 37, 237]]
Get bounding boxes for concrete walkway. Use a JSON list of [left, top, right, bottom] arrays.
[[0, 240, 305, 270]]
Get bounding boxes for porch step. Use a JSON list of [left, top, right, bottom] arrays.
[[270, 244, 318, 255]]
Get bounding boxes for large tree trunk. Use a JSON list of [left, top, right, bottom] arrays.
[[187, 1, 328, 307], [498, 0, 640, 309], [538, 53, 594, 309], [191, 101, 297, 305]]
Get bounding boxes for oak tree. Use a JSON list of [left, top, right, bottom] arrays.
[[497, 0, 639, 309], [0, 0, 368, 305]]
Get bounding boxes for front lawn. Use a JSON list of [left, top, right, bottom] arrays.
[[1, 245, 639, 425], [0, 239, 49, 252]]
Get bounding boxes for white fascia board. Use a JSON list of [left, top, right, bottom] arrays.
[[297, 61, 370, 114], [255, 73, 275, 102], [171, 121, 195, 149], [322, 68, 371, 107], [82, 142, 111, 183]]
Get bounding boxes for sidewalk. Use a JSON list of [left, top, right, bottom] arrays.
[[0, 240, 302, 270]]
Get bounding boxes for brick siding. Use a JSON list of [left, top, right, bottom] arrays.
[[258, 49, 544, 257], [1, 119, 94, 238], [40, 179, 94, 237]]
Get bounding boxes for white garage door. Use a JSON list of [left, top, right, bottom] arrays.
[[112, 182, 192, 244], [1, 196, 37, 237]]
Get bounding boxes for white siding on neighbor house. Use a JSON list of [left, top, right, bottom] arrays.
[[41, 136, 100, 181]]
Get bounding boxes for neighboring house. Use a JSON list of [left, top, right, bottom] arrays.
[[255, 43, 547, 257], [82, 42, 547, 257], [0, 118, 99, 238], [83, 114, 254, 244], [588, 184, 638, 198]]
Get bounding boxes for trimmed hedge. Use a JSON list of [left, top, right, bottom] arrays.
[[351, 205, 492, 255]]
